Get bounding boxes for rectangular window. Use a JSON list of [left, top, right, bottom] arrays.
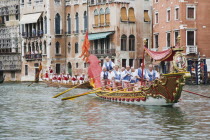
[[11, 72, 15, 79], [155, 0, 158, 3], [187, 7, 195, 19], [154, 34, 159, 48], [167, 10, 170, 22], [75, 43, 78, 53], [174, 31, 180, 46], [129, 59, 134, 67], [155, 13, 158, 24], [145, 39, 149, 48], [6, 15, 9, 21], [144, 10, 150, 22], [166, 32, 171, 47], [175, 8, 179, 20], [187, 31, 195, 46], [25, 65, 28, 76], [56, 64, 61, 74], [122, 59, 126, 68]]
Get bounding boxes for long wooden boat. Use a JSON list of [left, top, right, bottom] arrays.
[[44, 80, 92, 89], [94, 72, 189, 106], [85, 47, 190, 106]]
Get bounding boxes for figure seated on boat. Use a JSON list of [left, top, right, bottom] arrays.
[[79, 73, 86, 84], [72, 74, 78, 85], [63, 74, 70, 84], [121, 66, 131, 90], [111, 65, 122, 90], [100, 67, 109, 90], [44, 70, 49, 81], [102, 56, 115, 71], [145, 64, 160, 84], [52, 74, 57, 82]]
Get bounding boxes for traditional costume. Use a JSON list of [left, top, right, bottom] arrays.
[[100, 71, 109, 88], [79, 74, 86, 84], [102, 61, 115, 71], [111, 70, 121, 90], [49, 67, 53, 80], [72, 75, 78, 85], [121, 70, 131, 88]]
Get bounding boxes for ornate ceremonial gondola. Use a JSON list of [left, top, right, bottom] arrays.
[[85, 46, 190, 106]]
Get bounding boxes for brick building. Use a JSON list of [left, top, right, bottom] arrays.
[[152, 0, 210, 72]]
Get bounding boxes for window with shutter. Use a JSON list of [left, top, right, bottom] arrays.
[[120, 7, 127, 21], [187, 7, 194, 19], [100, 8, 105, 26], [128, 8, 135, 22], [105, 7, 110, 25], [94, 10, 99, 26], [144, 10, 150, 22]]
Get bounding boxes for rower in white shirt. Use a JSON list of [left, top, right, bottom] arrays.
[[121, 66, 131, 88], [100, 67, 109, 89], [145, 64, 160, 82], [111, 65, 121, 90], [102, 56, 115, 71]]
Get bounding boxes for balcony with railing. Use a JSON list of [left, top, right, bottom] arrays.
[[186, 45, 197, 55], [73, 30, 79, 35], [22, 30, 43, 38], [65, 31, 71, 35], [25, 54, 42, 61], [93, 22, 110, 28], [89, 49, 116, 57]]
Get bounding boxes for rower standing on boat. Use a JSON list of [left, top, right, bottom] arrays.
[[146, 64, 160, 83], [102, 56, 115, 71], [49, 67, 53, 80], [100, 67, 109, 89], [72, 74, 78, 85], [111, 65, 121, 90], [44, 70, 49, 81], [136, 63, 147, 85], [121, 66, 131, 89]]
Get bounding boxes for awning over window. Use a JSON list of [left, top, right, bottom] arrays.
[[20, 12, 42, 24], [88, 32, 114, 40]]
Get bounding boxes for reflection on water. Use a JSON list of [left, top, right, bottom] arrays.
[[0, 83, 210, 139]]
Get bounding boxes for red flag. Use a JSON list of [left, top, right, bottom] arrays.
[[80, 31, 90, 62]]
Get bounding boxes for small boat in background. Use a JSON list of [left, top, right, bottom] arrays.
[[0, 75, 5, 84]]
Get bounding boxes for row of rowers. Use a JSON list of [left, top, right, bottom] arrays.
[[101, 58, 160, 88], [43, 71, 87, 85]]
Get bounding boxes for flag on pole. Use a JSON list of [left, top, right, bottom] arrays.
[[80, 31, 90, 62]]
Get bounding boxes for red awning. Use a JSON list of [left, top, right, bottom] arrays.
[[144, 47, 175, 61]]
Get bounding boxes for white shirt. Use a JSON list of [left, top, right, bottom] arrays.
[[145, 70, 160, 80], [111, 70, 121, 81], [102, 61, 115, 69], [130, 71, 138, 81]]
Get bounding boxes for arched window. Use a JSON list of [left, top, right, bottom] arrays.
[[99, 8, 105, 25], [84, 11, 88, 31], [94, 10, 99, 26], [105, 7, 110, 25], [121, 35, 127, 51], [121, 7, 127, 21], [128, 8, 135, 22], [44, 16, 47, 34], [75, 13, 79, 34], [55, 13, 61, 34], [67, 14, 71, 34], [75, 42, 78, 53], [91, 0, 94, 5], [55, 42, 60, 54], [76, 63, 79, 68], [129, 35, 135, 51]]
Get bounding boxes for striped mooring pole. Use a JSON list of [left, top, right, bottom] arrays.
[[197, 52, 201, 85]]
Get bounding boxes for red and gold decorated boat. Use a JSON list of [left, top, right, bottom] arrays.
[[85, 47, 190, 106]]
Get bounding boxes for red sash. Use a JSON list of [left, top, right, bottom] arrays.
[[58, 77, 61, 81], [45, 73, 49, 78], [72, 77, 76, 81], [64, 77, 68, 80], [50, 70, 53, 73], [52, 77, 57, 80], [80, 77, 84, 80]]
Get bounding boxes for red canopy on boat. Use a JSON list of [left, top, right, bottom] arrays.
[[144, 47, 175, 61]]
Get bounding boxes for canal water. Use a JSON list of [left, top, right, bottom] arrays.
[[0, 83, 210, 140]]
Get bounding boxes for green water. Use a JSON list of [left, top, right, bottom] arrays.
[[0, 83, 210, 139]]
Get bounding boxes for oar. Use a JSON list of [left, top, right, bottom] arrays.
[[52, 83, 83, 98], [61, 89, 101, 100], [28, 82, 34, 87], [183, 90, 210, 98]]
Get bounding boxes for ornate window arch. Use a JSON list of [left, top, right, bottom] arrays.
[[55, 13, 61, 34], [129, 35, 135, 51], [121, 34, 127, 51]]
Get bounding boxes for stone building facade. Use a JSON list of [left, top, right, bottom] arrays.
[[19, 0, 152, 81], [152, 0, 210, 71], [0, 0, 21, 81]]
